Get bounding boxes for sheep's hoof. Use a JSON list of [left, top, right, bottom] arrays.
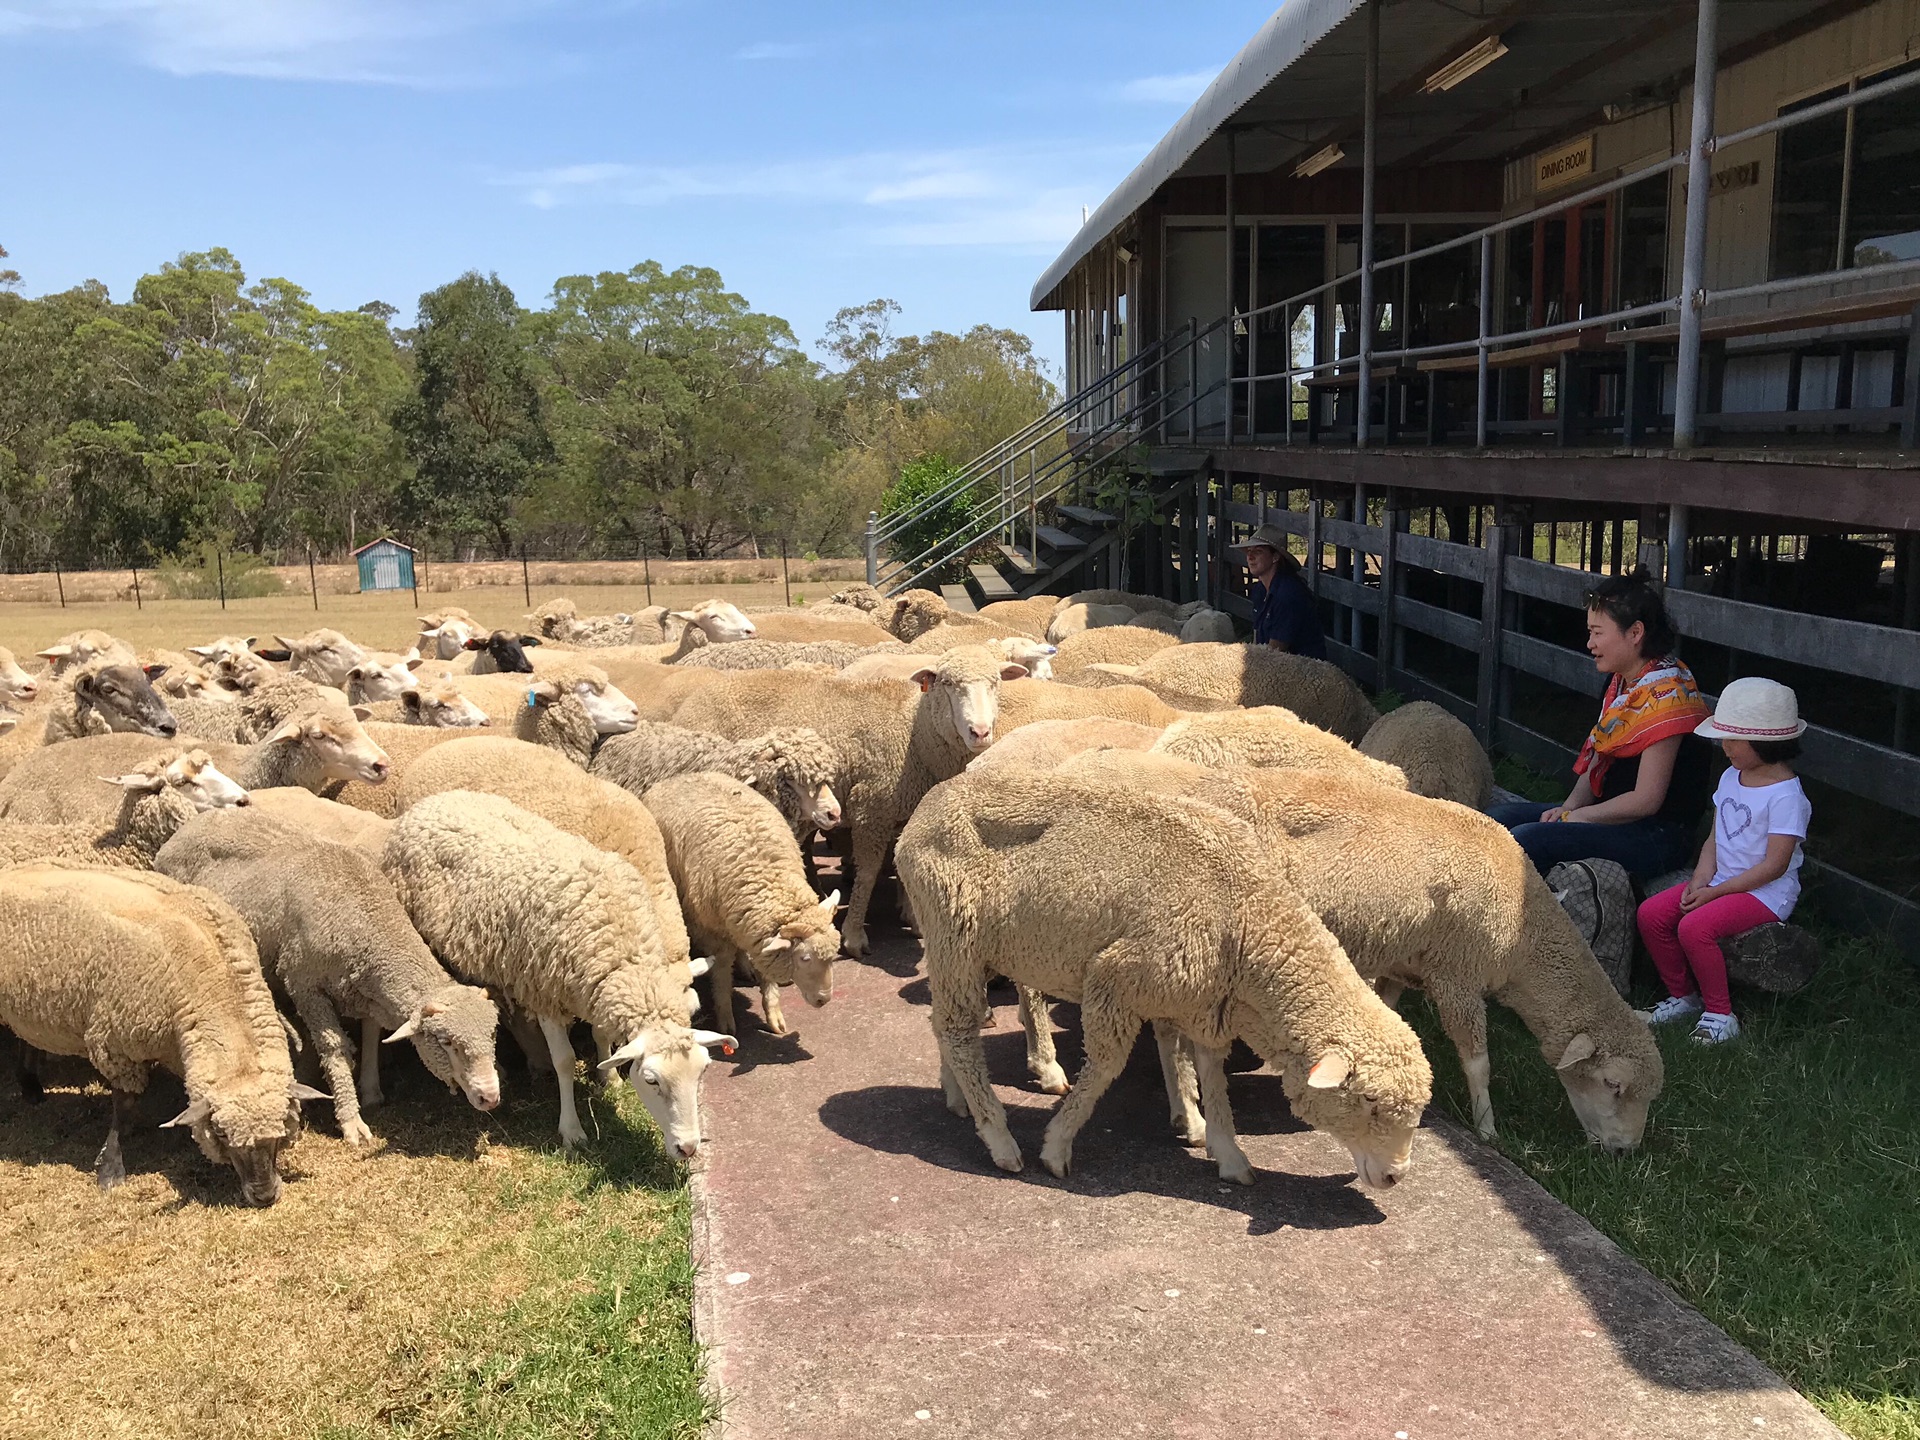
[[1030, 1064, 1070, 1096], [1038, 1144, 1072, 1180], [341, 1118, 375, 1148], [841, 927, 869, 958], [945, 1092, 970, 1118], [1216, 1157, 1255, 1186], [358, 1087, 386, 1111], [984, 1133, 1024, 1172], [1174, 1119, 1207, 1146], [95, 1133, 125, 1193], [559, 1120, 589, 1152]]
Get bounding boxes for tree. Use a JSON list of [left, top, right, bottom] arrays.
[[394, 272, 551, 554]]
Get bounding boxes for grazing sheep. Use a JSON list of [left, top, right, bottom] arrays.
[[1094, 643, 1380, 742], [246, 786, 393, 855], [0, 646, 43, 704], [276, 628, 372, 688], [36, 629, 136, 675], [975, 595, 1057, 638], [1359, 701, 1495, 809], [1179, 607, 1238, 643], [392, 736, 693, 976], [343, 652, 423, 703], [590, 722, 842, 839], [156, 809, 502, 1145], [676, 638, 879, 671], [670, 646, 1027, 955], [966, 717, 1162, 774], [0, 748, 251, 867], [1062, 753, 1665, 1149], [1152, 707, 1408, 789], [0, 863, 321, 1204], [1049, 624, 1181, 683], [642, 772, 842, 1037], [357, 671, 492, 729], [896, 768, 1431, 1186], [1, 690, 391, 813], [456, 629, 541, 674], [383, 791, 729, 1154]]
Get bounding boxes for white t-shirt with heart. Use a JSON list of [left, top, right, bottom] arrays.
[[1710, 769, 1812, 920]]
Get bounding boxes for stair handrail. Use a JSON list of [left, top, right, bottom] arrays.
[[879, 374, 1228, 595], [871, 319, 1204, 546]]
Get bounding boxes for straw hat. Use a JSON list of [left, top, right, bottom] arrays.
[[1228, 523, 1293, 555], [1696, 676, 1806, 741]]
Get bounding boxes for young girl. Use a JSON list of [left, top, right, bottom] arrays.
[[1636, 677, 1812, 1045]]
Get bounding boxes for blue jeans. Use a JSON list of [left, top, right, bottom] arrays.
[[1488, 801, 1693, 880]]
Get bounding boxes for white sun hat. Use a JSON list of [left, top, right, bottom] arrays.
[[1696, 676, 1806, 741]]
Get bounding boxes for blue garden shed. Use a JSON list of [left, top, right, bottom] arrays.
[[353, 537, 416, 593]]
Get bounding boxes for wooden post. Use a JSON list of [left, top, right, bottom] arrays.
[[308, 548, 319, 610], [1380, 492, 1402, 688], [521, 543, 532, 607], [131, 564, 141, 611], [1304, 485, 1322, 597], [642, 532, 654, 608], [408, 541, 419, 609], [781, 535, 791, 608], [53, 561, 65, 608], [1897, 533, 1920, 749], [216, 549, 227, 609], [1475, 523, 1508, 746]]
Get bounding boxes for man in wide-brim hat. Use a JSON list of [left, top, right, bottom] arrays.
[[1228, 521, 1327, 660]]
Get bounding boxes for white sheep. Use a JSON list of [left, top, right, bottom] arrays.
[[1044, 602, 1139, 643], [0, 645, 43, 704], [1358, 700, 1495, 809], [35, 629, 137, 675], [383, 791, 729, 1154], [356, 671, 492, 728], [275, 628, 372, 688], [841, 637, 1055, 684], [669, 646, 1027, 955], [1049, 624, 1181, 683], [0, 862, 323, 1204], [966, 716, 1163, 774], [1151, 706, 1408, 789], [343, 651, 423, 703], [409, 608, 486, 660], [590, 721, 843, 839], [1092, 642, 1380, 742], [1179, 607, 1237, 643], [0, 658, 180, 781], [245, 786, 394, 855], [974, 595, 1057, 638], [0, 747, 250, 868], [156, 809, 502, 1145], [676, 638, 877, 671], [642, 771, 842, 1037], [895, 767, 1432, 1186]]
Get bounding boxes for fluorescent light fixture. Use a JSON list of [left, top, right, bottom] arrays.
[[1116, 243, 1136, 264], [1422, 34, 1508, 93], [1293, 143, 1345, 178]]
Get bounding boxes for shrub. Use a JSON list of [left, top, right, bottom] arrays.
[[154, 539, 285, 601], [880, 454, 984, 582]]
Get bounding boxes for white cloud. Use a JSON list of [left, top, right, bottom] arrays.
[[1117, 68, 1218, 105], [735, 40, 815, 61], [491, 142, 1141, 250]]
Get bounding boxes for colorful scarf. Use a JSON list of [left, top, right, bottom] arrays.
[[1575, 655, 1709, 792]]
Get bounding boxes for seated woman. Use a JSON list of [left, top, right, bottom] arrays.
[[1489, 568, 1711, 878]]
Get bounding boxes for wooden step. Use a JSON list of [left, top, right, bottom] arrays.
[[939, 584, 978, 614], [1035, 525, 1087, 552], [1056, 504, 1118, 527], [967, 564, 1018, 603], [996, 544, 1038, 575]]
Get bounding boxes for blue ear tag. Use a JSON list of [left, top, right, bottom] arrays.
[[526, 689, 537, 707]]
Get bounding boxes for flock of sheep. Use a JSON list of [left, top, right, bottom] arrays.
[[0, 581, 1664, 1210]]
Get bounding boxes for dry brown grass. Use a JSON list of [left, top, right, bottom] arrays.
[[0, 579, 862, 658], [0, 1052, 693, 1439]]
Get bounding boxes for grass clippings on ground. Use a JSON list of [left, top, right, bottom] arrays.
[[0, 1048, 709, 1440]]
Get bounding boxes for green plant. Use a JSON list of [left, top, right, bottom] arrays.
[[880, 454, 983, 582], [154, 537, 285, 600]]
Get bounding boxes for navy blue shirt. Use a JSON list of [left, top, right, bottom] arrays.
[[1249, 574, 1328, 659]]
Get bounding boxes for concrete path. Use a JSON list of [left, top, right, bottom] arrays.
[[692, 912, 1842, 1440]]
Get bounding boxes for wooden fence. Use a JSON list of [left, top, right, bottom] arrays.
[[1136, 473, 1920, 956]]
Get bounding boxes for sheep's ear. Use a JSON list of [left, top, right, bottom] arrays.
[[351, 704, 374, 721], [384, 1014, 422, 1043], [909, 666, 938, 693], [254, 647, 292, 663], [667, 610, 695, 623], [264, 716, 306, 745], [760, 936, 793, 955], [1086, 663, 1141, 678], [37, 643, 72, 661], [520, 635, 541, 647], [1554, 1033, 1598, 1070], [161, 1098, 213, 1128], [691, 1029, 737, 1055], [1306, 1052, 1351, 1089], [818, 888, 842, 913], [527, 680, 561, 706], [463, 636, 487, 651], [998, 663, 1028, 681], [687, 956, 712, 979], [0, 712, 18, 734], [597, 1035, 650, 1072], [187, 644, 218, 660], [100, 771, 167, 793], [287, 1082, 329, 1103], [347, 666, 367, 681], [405, 657, 424, 671], [274, 634, 299, 651], [142, 663, 169, 681]]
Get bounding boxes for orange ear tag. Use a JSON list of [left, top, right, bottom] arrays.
[[918, 678, 932, 693]]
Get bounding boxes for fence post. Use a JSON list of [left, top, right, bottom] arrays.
[[409, 540, 419, 608], [642, 533, 654, 608], [865, 512, 878, 587], [781, 535, 791, 608], [53, 561, 65, 608], [308, 548, 319, 610], [521, 543, 532, 607], [1304, 485, 1322, 598], [217, 549, 227, 609], [131, 564, 142, 611], [1477, 233, 1493, 448], [1380, 492, 1401, 689], [1475, 522, 1509, 746]]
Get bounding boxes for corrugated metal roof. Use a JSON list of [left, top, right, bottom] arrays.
[[1029, 0, 1368, 311]]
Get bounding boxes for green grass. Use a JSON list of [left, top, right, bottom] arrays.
[[1414, 750, 1920, 1438], [323, 1084, 711, 1440]]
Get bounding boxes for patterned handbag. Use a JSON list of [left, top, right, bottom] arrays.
[[1548, 858, 1635, 998]]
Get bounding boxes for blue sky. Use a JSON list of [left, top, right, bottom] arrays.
[[0, 1, 1271, 371]]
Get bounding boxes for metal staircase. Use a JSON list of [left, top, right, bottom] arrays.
[[863, 317, 1229, 607]]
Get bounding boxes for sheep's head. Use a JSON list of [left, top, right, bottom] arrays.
[[386, 985, 502, 1111], [163, 1075, 327, 1208], [186, 635, 258, 666], [887, 589, 951, 641], [75, 662, 178, 738], [1550, 1027, 1664, 1151], [528, 670, 638, 735], [151, 662, 226, 703], [211, 649, 279, 694], [264, 697, 391, 783], [1280, 1038, 1432, 1192], [276, 628, 371, 688], [598, 1026, 733, 1159], [401, 674, 490, 728], [100, 748, 250, 814], [416, 609, 484, 659], [753, 888, 841, 1009], [345, 652, 421, 703], [911, 646, 1027, 754], [672, 599, 755, 643], [0, 646, 39, 704], [743, 728, 842, 831], [996, 638, 1057, 682], [463, 629, 538, 673], [38, 629, 132, 675]]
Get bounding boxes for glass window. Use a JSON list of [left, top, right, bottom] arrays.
[[1407, 224, 1479, 350], [1771, 83, 1855, 279], [1616, 173, 1669, 310], [1254, 225, 1324, 431], [1847, 59, 1920, 269], [1334, 223, 1406, 358]]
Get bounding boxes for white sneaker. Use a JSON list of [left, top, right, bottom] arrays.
[[1640, 994, 1704, 1026], [1691, 1012, 1741, 1045]]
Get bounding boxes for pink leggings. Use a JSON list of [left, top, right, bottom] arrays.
[[1635, 884, 1778, 1015]]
